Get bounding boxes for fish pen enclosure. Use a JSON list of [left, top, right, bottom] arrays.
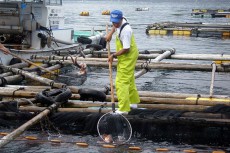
[[0, 48, 230, 149], [191, 9, 230, 18], [146, 22, 230, 38]]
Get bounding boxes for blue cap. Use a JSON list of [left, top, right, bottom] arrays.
[[110, 10, 123, 23]]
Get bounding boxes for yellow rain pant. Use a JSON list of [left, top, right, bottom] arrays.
[[115, 34, 140, 112]]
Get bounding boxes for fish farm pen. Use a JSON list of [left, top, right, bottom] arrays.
[[146, 22, 230, 38], [191, 9, 230, 18], [0, 47, 229, 152], [0, 0, 230, 152]]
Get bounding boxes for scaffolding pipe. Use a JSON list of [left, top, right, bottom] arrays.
[[135, 49, 175, 79], [210, 63, 217, 97]]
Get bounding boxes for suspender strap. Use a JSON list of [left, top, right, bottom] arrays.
[[119, 22, 129, 38]]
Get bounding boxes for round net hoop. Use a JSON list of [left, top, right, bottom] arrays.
[[97, 112, 132, 144]]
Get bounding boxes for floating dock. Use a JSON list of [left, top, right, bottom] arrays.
[[0, 47, 229, 147], [191, 9, 230, 18], [146, 22, 230, 38]]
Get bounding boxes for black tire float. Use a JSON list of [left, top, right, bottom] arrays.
[[99, 37, 106, 49], [77, 36, 92, 44], [9, 58, 22, 65], [86, 44, 103, 51], [78, 88, 106, 102], [35, 88, 72, 105]]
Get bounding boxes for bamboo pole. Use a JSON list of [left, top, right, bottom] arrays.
[[3, 75, 24, 85], [0, 72, 13, 78], [5, 85, 229, 99], [31, 55, 117, 62], [1, 90, 229, 107], [22, 64, 49, 72], [82, 49, 165, 55], [139, 53, 230, 61], [12, 105, 230, 126], [0, 65, 66, 89], [89, 53, 230, 61], [0, 75, 24, 86], [40, 64, 62, 73], [31, 60, 230, 72], [81, 61, 230, 72], [137, 91, 229, 99], [0, 65, 81, 94], [1, 87, 229, 106], [106, 24, 115, 111], [0, 103, 60, 148], [31, 53, 230, 61], [7, 51, 57, 76], [19, 103, 209, 112], [10, 62, 30, 69], [65, 101, 210, 111]]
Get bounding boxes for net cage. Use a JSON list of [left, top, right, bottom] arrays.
[[1, 102, 230, 146]]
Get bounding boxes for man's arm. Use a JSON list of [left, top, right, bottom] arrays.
[[105, 26, 116, 42], [108, 27, 132, 63], [114, 48, 129, 56], [0, 43, 10, 54], [108, 48, 129, 63]]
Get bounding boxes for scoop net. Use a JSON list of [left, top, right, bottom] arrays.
[[97, 112, 132, 144]]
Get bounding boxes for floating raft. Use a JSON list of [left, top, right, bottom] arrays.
[[0, 50, 229, 147], [146, 22, 230, 38], [191, 9, 230, 18]]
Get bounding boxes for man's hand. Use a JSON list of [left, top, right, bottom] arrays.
[[108, 54, 114, 63], [0, 43, 10, 55]]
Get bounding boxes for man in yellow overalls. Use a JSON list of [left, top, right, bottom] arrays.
[[106, 10, 140, 114]]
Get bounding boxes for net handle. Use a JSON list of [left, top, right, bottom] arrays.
[[106, 24, 115, 112]]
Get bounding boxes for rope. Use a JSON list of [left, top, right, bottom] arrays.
[[69, 55, 81, 68], [141, 61, 150, 72], [98, 53, 102, 58], [55, 61, 64, 68], [20, 98, 35, 106], [49, 81, 55, 89], [195, 94, 201, 105], [98, 103, 107, 114], [17, 69, 22, 75], [12, 87, 25, 100], [0, 77, 6, 87]]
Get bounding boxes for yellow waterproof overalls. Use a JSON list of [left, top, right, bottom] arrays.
[[115, 26, 140, 112]]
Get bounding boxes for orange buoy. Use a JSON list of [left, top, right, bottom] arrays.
[[102, 10, 110, 15], [129, 146, 141, 150], [76, 142, 89, 147], [212, 151, 225, 153], [80, 11, 89, 16], [156, 148, 170, 152], [102, 144, 116, 148], [183, 149, 197, 153], [25, 136, 38, 140], [50, 139, 62, 143], [0, 132, 9, 136]]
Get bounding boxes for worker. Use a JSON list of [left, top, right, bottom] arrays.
[[0, 43, 10, 54], [106, 10, 140, 114]]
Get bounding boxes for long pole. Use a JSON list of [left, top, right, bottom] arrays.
[[0, 103, 60, 148], [7, 51, 57, 76], [106, 24, 115, 112]]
